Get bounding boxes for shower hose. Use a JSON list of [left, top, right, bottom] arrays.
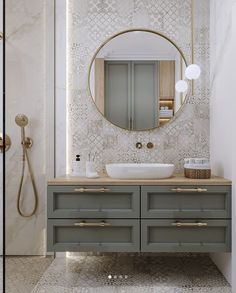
[[17, 127, 38, 217]]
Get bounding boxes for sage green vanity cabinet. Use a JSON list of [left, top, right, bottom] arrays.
[[47, 180, 231, 253], [141, 186, 231, 219], [141, 219, 231, 252], [48, 185, 140, 219], [48, 219, 140, 252]]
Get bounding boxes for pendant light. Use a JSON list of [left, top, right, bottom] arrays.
[[175, 80, 188, 93], [185, 64, 201, 80]]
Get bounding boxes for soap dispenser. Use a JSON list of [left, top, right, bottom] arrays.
[[72, 155, 85, 177]]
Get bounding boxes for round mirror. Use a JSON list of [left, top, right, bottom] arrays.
[[89, 29, 188, 131]]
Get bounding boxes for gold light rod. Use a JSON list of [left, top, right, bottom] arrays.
[[191, 0, 195, 95]]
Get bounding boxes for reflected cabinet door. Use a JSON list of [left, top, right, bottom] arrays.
[[105, 61, 130, 129], [133, 62, 158, 130], [105, 61, 158, 130]]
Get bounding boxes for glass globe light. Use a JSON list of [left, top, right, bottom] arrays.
[[175, 80, 188, 93], [185, 64, 201, 80]]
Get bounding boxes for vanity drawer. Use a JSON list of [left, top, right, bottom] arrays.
[[141, 219, 231, 252], [47, 219, 140, 252], [141, 186, 231, 219], [48, 186, 140, 218]]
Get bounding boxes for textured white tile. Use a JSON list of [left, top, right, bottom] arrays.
[[67, 0, 210, 173]]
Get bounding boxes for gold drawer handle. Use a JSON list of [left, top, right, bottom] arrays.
[[171, 188, 208, 193], [172, 222, 208, 227], [74, 221, 111, 227], [74, 188, 110, 193]]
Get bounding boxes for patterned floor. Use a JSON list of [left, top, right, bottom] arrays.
[[6, 256, 53, 293], [28, 254, 232, 293]]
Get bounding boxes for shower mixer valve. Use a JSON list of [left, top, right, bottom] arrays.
[[0, 133, 11, 152], [22, 137, 33, 149]]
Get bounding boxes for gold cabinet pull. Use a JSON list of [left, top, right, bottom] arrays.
[[74, 221, 111, 227], [171, 188, 208, 193], [172, 222, 208, 227], [74, 188, 110, 193]]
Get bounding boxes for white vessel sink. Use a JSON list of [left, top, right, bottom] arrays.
[[106, 163, 175, 179]]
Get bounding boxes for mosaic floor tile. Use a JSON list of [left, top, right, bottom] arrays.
[[32, 254, 231, 293]]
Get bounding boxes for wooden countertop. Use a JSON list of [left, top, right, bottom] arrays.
[[48, 173, 231, 186]]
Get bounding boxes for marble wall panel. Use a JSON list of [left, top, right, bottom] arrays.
[[6, 0, 47, 255]]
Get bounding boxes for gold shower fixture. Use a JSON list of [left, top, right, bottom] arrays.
[[0, 133, 11, 153], [15, 114, 38, 218], [15, 114, 33, 149]]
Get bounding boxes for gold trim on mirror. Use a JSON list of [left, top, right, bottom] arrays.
[[88, 28, 189, 132]]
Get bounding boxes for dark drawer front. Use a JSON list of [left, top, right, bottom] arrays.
[[141, 186, 231, 219], [48, 186, 140, 218], [47, 219, 140, 252], [141, 219, 231, 252]]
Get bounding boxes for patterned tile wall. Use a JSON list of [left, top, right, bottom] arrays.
[[67, 0, 210, 172]]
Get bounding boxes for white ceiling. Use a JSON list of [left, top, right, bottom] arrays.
[[97, 31, 182, 60]]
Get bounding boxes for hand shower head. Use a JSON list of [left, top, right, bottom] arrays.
[[15, 113, 38, 217], [15, 114, 29, 127]]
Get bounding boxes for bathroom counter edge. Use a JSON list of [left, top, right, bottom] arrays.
[[47, 174, 232, 186]]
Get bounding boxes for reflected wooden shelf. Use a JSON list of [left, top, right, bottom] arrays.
[[159, 96, 175, 127], [159, 98, 174, 101]]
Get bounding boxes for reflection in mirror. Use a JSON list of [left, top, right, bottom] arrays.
[[89, 30, 187, 131]]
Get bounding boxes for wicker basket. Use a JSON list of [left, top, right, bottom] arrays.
[[184, 168, 211, 179]]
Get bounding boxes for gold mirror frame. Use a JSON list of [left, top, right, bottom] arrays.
[[88, 28, 189, 132]]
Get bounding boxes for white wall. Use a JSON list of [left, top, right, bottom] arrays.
[[210, 0, 236, 290], [96, 31, 179, 60]]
